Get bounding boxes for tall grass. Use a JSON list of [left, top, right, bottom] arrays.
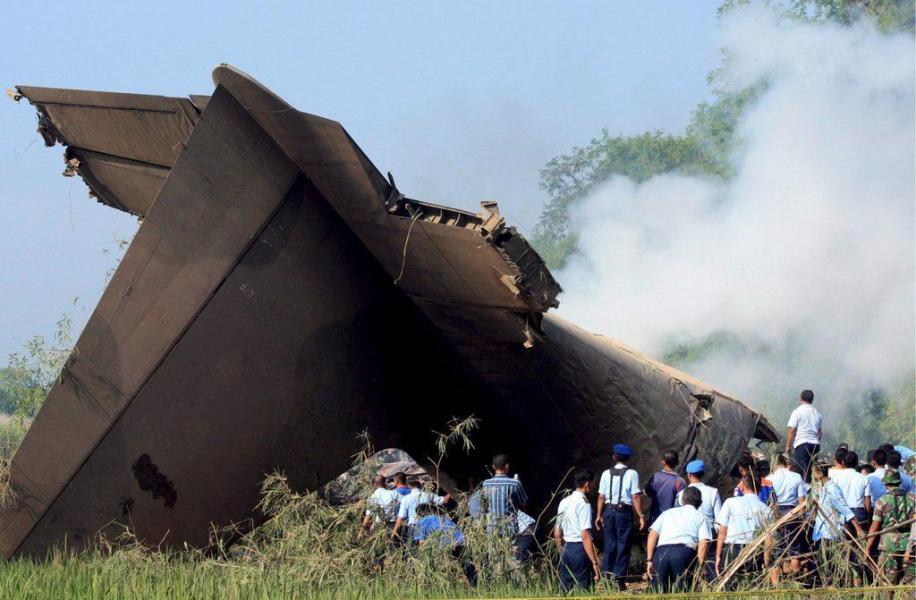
[[0, 417, 912, 598]]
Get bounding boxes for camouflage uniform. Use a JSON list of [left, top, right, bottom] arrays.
[[871, 487, 916, 585]]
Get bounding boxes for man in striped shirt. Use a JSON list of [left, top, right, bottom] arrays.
[[482, 454, 528, 536]]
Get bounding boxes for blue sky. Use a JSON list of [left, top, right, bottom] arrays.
[[0, 0, 722, 359]]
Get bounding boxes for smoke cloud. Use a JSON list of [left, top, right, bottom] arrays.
[[556, 8, 915, 425]]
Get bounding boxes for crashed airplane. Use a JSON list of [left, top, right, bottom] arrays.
[[1, 65, 778, 559]]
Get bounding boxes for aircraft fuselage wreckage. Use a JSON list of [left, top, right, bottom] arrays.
[[2, 65, 777, 559]]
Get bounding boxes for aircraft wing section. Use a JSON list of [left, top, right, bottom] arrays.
[[15, 86, 203, 216]]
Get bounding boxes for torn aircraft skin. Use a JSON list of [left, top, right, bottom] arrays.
[[1, 65, 778, 559]]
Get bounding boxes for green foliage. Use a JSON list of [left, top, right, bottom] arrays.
[[781, 0, 915, 32], [533, 130, 725, 269], [2, 313, 72, 422], [532, 0, 914, 269], [831, 376, 916, 451]]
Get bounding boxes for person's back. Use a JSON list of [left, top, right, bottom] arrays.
[[646, 450, 686, 521], [482, 454, 527, 535], [678, 482, 720, 526], [716, 477, 771, 578], [769, 460, 804, 509], [718, 493, 769, 545], [414, 513, 465, 546], [832, 460, 871, 509], [647, 488, 712, 593], [887, 451, 915, 493], [873, 488, 915, 552], [787, 402, 822, 444], [813, 479, 855, 542], [867, 472, 916, 585], [676, 460, 721, 532], [368, 484, 398, 522], [867, 470, 888, 501], [785, 390, 822, 482]]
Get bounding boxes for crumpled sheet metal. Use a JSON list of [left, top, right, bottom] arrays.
[[1, 66, 777, 559]]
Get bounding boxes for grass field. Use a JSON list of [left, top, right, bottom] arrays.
[[0, 556, 912, 600], [0, 475, 911, 600], [2, 424, 913, 599]]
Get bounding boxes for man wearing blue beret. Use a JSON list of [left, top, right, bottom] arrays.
[[676, 459, 722, 581], [595, 443, 645, 589]]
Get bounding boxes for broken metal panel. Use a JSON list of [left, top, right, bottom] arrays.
[[209, 66, 560, 317], [15, 86, 202, 216], [63, 148, 169, 216], [16, 86, 199, 167]]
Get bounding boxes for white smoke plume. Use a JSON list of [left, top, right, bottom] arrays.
[[556, 8, 915, 428]]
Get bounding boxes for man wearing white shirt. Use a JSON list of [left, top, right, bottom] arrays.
[[716, 477, 771, 578], [360, 475, 398, 535], [595, 443, 646, 587], [831, 451, 873, 517], [676, 459, 721, 581], [554, 469, 600, 592], [391, 478, 450, 542], [768, 454, 806, 578], [784, 389, 822, 482], [646, 487, 712, 592], [830, 450, 872, 585]]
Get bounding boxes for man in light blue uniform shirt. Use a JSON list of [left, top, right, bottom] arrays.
[[716, 476, 771, 580], [676, 459, 721, 581], [866, 449, 888, 502], [595, 443, 646, 588], [554, 469, 601, 592], [768, 454, 806, 578], [676, 460, 722, 527], [811, 461, 864, 544], [391, 477, 450, 542], [646, 486, 712, 592]]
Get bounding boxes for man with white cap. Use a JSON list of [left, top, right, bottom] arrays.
[[676, 459, 722, 581], [595, 443, 645, 588]]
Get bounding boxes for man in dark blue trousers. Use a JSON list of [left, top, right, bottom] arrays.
[[595, 443, 646, 589], [646, 486, 712, 592], [554, 469, 601, 592]]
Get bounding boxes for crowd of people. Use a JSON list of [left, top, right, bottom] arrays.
[[358, 390, 916, 592]]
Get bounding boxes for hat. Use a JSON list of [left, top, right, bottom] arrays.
[[685, 460, 705, 474], [882, 470, 902, 486], [613, 443, 634, 457]]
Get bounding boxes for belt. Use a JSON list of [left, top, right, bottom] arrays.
[[658, 544, 694, 550]]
